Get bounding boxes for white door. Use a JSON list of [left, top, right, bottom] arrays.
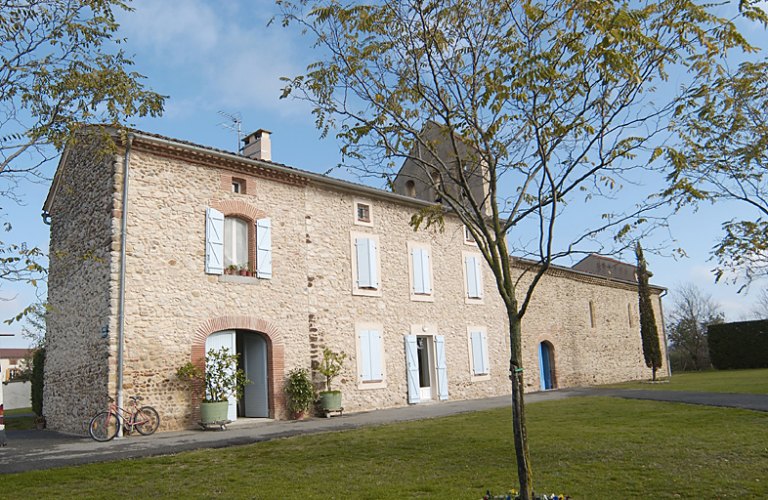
[[205, 330, 237, 421]]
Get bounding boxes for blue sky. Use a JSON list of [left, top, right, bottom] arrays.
[[1, 0, 766, 348]]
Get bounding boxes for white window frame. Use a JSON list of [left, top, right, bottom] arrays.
[[467, 327, 491, 381], [462, 251, 484, 303], [351, 232, 382, 297], [463, 225, 477, 246], [356, 322, 386, 389], [407, 241, 434, 302], [353, 199, 374, 227]]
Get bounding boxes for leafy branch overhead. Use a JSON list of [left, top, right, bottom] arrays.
[[277, 1, 765, 497], [664, 59, 768, 288], [0, 0, 166, 180]]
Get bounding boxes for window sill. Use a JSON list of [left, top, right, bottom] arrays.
[[470, 374, 491, 382], [357, 380, 387, 390], [410, 293, 434, 303], [352, 287, 382, 297], [219, 274, 261, 284]]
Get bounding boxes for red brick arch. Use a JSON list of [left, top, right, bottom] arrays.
[[191, 315, 285, 419], [210, 199, 267, 222]]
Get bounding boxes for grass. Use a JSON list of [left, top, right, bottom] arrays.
[[2, 397, 767, 498], [605, 368, 768, 394], [3, 407, 36, 430]]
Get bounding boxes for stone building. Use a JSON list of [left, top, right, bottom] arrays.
[[42, 127, 667, 434]]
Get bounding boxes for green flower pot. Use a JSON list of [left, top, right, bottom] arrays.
[[319, 391, 342, 411], [200, 401, 229, 423]]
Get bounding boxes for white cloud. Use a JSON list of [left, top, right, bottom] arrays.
[[118, 0, 311, 117]]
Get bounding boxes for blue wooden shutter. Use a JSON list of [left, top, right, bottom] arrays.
[[356, 237, 378, 288], [412, 247, 432, 294], [466, 255, 482, 298], [411, 247, 424, 293], [435, 335, 448, 400], [420, 248, 431, 294], [404, 335, 420, 403], [471, 331, 488, 375], [256, 218, 272, 279], [359, 330, 372, 381], [370, 330, 383, 381], [205, 208, 224, 275], [359, 329, 383, 382]]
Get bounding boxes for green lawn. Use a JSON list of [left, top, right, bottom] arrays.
[[3, 397, 767, 498], [3, 407, 36, 430], [605, 368, 768, 394]]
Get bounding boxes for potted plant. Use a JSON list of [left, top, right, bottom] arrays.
[[238, 265, 249, 276], [317, 347, 347, 416], [225, 264, 238, 275], [176, 347, 249, 424], [284, 368, 315, 419]]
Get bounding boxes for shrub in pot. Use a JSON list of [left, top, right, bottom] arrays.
[[285, 368, 315, 419], [317, 347, 347, 414], [177, 347, 249, 424]]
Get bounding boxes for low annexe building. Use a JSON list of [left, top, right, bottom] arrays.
[[42, 128, 667, 434]]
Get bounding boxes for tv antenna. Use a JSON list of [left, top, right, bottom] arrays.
[[218, 111, 243, 153]]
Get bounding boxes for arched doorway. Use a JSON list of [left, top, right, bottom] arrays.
[[538, 341, 556, 390], [206, 329, 270, 421]]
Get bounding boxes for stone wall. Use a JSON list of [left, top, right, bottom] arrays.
[[44, 133, 667, 433], [45, 139, 116, 434]]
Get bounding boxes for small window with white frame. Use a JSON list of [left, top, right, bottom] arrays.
[[463, 225, 477, 245], [231, 177, 246, 194], [354, 199, 373, 226]]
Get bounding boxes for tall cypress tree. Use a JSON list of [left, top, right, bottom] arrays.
[[636, 243, 663, 380]]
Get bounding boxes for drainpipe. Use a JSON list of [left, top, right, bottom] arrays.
[[116, 134, 134, 437]]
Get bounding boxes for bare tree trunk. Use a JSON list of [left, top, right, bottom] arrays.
[[508, 309, 533, 499]]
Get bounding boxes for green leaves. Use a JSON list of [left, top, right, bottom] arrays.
[[1, 0, 166, 175]]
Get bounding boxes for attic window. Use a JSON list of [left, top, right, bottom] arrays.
[[354, 200, 373, 226], [231, 178, 246, 194], [464, 225, 476, 245]]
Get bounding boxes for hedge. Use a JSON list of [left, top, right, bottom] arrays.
[[707, 320, 768, 370], [31, 348, 45, 417]]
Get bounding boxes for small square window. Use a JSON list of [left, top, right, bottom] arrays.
[[357, 203, 370, 223], [232, 181, 242, 193], [464, 226, 476, 245]]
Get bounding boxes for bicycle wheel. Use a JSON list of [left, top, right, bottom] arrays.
[[89, 411, 119, 442], [135, 406, 160, 435]]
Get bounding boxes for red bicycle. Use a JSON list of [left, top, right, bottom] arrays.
[[88, 396, 160, 442]]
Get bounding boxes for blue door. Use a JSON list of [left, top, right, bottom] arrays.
[[538, 342, 555, 390]]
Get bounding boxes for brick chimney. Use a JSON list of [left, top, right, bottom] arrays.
[[242, 129, 272, 161]]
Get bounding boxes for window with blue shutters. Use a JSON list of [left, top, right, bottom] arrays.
[[205, 207, 272, 279], [408, 242, 433, 300], [464, 253, 483, 301], [352, 233, 381, 296], [357, 327, 385, 386], [469, 329, 490, 377]]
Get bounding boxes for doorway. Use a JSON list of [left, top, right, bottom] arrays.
[[417, 336, 434, 400], [405, 334, 448, 404], [205, 329, 270, 421], [538, 341, 556, 390]]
